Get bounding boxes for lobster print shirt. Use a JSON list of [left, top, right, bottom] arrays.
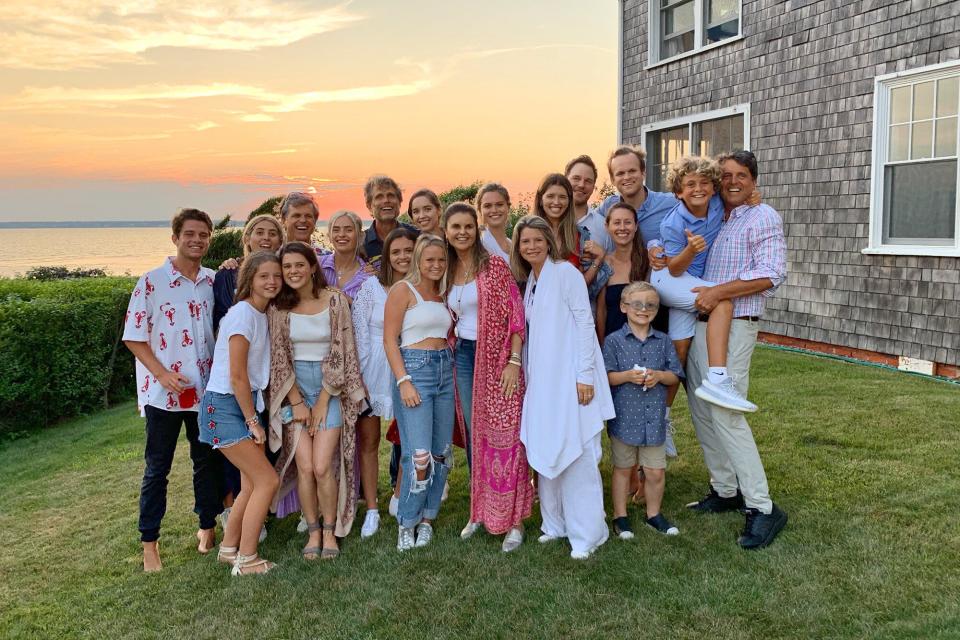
[[122, 257, 216, 416]]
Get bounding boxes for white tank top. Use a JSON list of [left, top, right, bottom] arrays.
[[399, 281, 451, 347], [289, 309, 331, 361], [449, 280, 478, 340]]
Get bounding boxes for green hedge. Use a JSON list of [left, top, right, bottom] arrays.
[[0, 277, 136, 435]]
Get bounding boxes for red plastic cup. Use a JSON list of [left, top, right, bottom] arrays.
[[178, 386, 197, 408]]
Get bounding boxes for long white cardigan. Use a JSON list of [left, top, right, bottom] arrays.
[[520, 259, 615, 479]]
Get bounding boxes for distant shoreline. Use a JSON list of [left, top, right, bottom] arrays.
[[0, 220, 244, 229]]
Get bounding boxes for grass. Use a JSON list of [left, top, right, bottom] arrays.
[[2, 346, 959, 640]]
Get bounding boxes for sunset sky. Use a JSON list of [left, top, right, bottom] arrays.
[[0, 1, 617, 222]]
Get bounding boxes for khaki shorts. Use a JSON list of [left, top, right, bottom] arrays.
[[610, 435, 666, 470]]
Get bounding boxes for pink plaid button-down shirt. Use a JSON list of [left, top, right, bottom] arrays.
[[703, 204, 786, 318]]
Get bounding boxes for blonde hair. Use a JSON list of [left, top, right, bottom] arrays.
[[666, 156, 721, 195], [620, 281, 659, 302], [404, 234, 448, 293], [509, 215, 561, 282], [327, 210, 363, 257], [241, 214, 285, 257]]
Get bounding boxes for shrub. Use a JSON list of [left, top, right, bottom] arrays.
[[202, 215, 243, 270], [0, 277, 136, 435], [24, 266, 108, 280]]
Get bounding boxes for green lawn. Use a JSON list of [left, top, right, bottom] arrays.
[[2, 347, 959, 640]]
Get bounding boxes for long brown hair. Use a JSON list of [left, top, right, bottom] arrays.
[[234, 251, 281, 303], [442, 202, 489, 289], [378, 227, 419, 287], [533, 173, 578, 259], [605, 202, 650, 282], [273, 242, 328, 310]]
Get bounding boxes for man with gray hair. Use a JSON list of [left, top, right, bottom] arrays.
[[360, 175, 417, 270]]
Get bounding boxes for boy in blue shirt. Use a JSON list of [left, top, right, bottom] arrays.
[[651, 156, 757, 413], [603, 282, 684, 538]]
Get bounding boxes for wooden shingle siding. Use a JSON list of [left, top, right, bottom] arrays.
[[622, 0, 960, 366]]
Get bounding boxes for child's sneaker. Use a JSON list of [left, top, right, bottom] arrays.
[[695, 378, 758, 413], [612, 516, 635, 540], [646, 513, 680, 536]]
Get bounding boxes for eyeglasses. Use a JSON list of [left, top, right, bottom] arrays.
[[623, 301, 659, 312]]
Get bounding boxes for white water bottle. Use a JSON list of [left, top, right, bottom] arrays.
[[633, 364, 648, 391]]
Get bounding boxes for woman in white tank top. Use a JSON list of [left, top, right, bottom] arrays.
[[383, 234, 454, 551], [476, 183, 513, 263]]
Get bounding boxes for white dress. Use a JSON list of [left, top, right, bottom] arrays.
[[351, 276, 393, 419]]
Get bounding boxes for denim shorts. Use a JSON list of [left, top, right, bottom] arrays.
[[294, 360, 343, 429], [199, 390, 259, 449]]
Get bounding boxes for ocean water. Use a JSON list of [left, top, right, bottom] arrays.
[[0, 227, 189, 277]]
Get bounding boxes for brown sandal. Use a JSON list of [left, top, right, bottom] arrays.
[[320, 522, 339, 560], [302, 521, 322, 560]]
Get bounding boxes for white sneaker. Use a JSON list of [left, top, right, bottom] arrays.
[[220, 507, 231, 530], [570, 549, 591, 560], [538, 533, 559, 544], [695, 378, 758, 413], [501, 528, 524, 553], [259, 524, 268, 543], [388, 495, 399, 518], [460, 521, 481, 539], [441, 481, 449, 502], [397, 526, 415, 552], [664, 418, 678, 458], [297, 515, 308, 533], [360, 510, 380, 539], [414, 522, 434, 548]]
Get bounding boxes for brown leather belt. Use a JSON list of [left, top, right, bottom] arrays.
[[697, 314, 760, 322]]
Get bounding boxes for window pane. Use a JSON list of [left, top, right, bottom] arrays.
[[663, 1, 694, 36], [708, 0, 738, 23], [889, 124, 909, 161], [890, 86, 911, 124], [662, 32, 695, 58], [935, 117, 958, 157], [647, 125, 689, 191], [913, 81, 935, 120], [911, 120, 933, 159], [698, 114, 744, 156], [937, 77, 959, 117], [705, 0, 739, 44], [882, 160, 957, 244]]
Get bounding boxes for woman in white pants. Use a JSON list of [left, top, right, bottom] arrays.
[[510, 215, 614, 560]]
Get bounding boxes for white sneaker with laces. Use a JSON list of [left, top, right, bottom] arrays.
[[360, 509, 380, 539], [695, 378, 758, 413], [414, 522, 434, 548], [460, 521, 481, 539], [570, 549, 591, 560], [397, 526, 415, 552]]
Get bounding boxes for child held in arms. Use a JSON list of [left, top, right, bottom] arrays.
[[602, 282, 683, 539]]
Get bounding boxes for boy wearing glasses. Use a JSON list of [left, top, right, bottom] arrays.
[[602, 282, 683, 538]]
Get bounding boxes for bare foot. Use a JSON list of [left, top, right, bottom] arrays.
[[143, 541, 162, 572], [197, 528, 216, 554]]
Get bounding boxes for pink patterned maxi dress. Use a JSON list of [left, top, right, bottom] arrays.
[[458, 255, 533, 534]]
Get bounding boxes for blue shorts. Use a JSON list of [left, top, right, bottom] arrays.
[[199, 390, 259, 449], [293, 360, 343, 430]]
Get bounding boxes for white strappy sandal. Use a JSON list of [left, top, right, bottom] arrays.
[[231, 553, 276, 576]]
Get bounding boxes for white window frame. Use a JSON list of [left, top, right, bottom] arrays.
[[647, 0, 743, 69], [640, 104, 751, 189], [865, 59, 960, 257]]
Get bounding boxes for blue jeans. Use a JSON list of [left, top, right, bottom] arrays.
[[454, 338, 476, 469], [392, 348, 455, 529]]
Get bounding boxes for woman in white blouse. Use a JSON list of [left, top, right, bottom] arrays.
[[476, 183, 513, 263], [351, 227, 418, 538]]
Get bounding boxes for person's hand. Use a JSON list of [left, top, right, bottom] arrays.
[[648, 246, 667, 271], [249, 422, 266, 445], [157, 369, 190, 394], [362, 262, 378, 275], [399, 380, 421, 408], [219, 258, 240, 270], [747, 189, 761, 206], [628, 367, 648, 385], [582, 240, 604, 261], [691, 285, 723, 313], [291, 401, 310, 426], [500, 362, 521, 399], [576, 382, 594, 406], [309, 395, 330, 437], [684, 229, 707, 254], [643, 370, 662, 389]]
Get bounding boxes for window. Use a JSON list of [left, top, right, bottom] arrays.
[[649, 0, 741, 65], [868, 61, 960, 256], [641, 105, 749, 191]]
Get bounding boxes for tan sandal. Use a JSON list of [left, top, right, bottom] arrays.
[[320, 522, 339, 560], [302, 521, 322, 561], [217, 545, 238, 565], [231, 553, 276, 576]]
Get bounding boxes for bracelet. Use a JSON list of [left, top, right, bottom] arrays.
[[508, 357, 522, 366], [290, 400, 303, 407], [396, 374, 412, 387], [244, 415, 260, 427], [510, 352, 522, 359]]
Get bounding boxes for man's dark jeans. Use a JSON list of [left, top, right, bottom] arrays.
[[139, 406, 223, 542]]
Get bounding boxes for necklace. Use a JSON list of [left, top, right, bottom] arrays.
[[453, 260, 475, 317], [334, 255, 356, 281]]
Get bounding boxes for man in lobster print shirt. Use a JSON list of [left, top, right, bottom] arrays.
[[122, 208, 221, 572]]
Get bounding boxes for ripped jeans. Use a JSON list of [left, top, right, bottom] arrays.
[[392, 347, 455, 529]]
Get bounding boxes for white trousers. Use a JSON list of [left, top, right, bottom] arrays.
[[686, 319, 773, 513], [650, 268, 716, 341], [538, 434, 609, 555]]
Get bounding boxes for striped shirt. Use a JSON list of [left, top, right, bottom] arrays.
[[703, 203, 786, 318]]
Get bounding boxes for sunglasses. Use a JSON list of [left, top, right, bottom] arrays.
[[623, 301, 660, 312]]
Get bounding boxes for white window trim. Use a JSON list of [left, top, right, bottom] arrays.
[[866, 59, 960, 257], [647, 0, 743, 67]]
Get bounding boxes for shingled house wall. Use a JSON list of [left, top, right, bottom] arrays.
[[620, 0, 960, 371]]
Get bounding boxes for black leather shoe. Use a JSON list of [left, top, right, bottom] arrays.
[[737, 503, 788, 549], [686, 488, 744, 513]]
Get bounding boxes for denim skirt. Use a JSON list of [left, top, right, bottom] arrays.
[[294, 360, 343, 429], [199, 390, 258, 449]]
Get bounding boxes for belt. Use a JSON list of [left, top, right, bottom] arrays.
[[697, 314, 760, 323]]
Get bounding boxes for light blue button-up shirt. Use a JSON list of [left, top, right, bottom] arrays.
[[595, 187, 679, 246]]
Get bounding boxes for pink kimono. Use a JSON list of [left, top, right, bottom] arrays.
[[456, 255, 533, 534]]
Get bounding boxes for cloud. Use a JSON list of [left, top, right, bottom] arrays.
[[190, 121, 220, 131], [239, 114, 276, 123], [0, 0, 362, 70]]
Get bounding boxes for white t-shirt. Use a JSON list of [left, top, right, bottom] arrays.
[[481, 229, 511, 263], [206, 301, 270, 411]]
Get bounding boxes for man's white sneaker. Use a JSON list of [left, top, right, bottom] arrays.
[[570, 549, 591, 560], [360, 510, 380, 539], [460, 521, 482, 539], [388, 495, 399, 518], [695, 378, 758, 413], [538, 533, 560, 544]]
